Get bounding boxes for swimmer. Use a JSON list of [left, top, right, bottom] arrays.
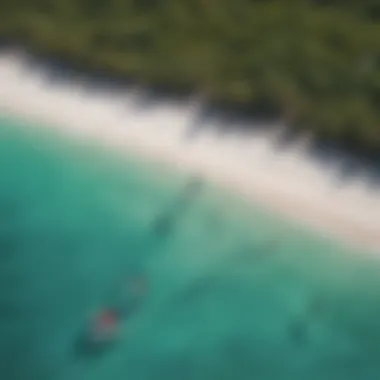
[[74, 308, 119, 356], [77, 277, 149, 355], [86, 309, 120, 345]]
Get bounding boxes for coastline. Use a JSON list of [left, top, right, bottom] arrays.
[[1, 52, 380, 252]]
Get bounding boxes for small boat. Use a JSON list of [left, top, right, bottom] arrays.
[[76, 309, 120, 355], [75, 277, 148, 356], [88, 310, 120, 344]]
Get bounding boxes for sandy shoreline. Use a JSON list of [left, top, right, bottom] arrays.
[[1, 52, 380, 252]]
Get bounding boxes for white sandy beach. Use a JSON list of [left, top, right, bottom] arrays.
[[0, 50, 380, 251]]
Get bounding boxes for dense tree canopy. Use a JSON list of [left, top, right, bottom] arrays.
[[1, 0, 380, 153]]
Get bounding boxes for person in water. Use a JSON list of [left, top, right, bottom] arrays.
[[84, 308, 120, 348], [96, 310, 118, 331], [85, 276, 148, 347]]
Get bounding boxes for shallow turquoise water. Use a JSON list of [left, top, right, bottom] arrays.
[[1, 115, 380, 380]]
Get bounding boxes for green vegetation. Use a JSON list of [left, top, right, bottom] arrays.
[[1, 0, 380, 153]]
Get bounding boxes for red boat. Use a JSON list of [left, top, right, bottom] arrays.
[[86, 309, 120, 345], [76, 277, 148, 354]]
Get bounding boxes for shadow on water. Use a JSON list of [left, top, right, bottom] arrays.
[[172, 275, 216, 306], [72, 265, 150, 359], [287, 318, 309, 347], [149, 177, 203, 241], [72, 333, 115, 360], [286, 293, 328, 349]]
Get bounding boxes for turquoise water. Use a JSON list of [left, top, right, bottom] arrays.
[[1, 115, 380, 380]]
